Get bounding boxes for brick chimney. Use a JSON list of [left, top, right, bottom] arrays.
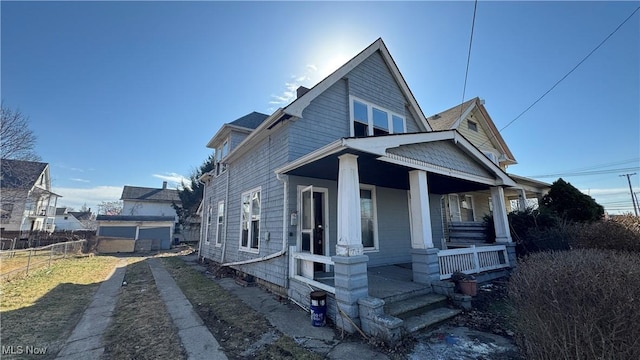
[[296, 86, 310, 98]]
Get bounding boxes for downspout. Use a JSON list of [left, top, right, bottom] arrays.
[[220, 167, 230, 264], [220, 173, 288, 267], [197, 177, 207, 261]]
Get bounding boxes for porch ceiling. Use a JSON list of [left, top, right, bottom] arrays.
[[284, 150, 489, 194]]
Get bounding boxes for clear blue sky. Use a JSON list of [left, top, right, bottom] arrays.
[[2, 1, 639, 214]]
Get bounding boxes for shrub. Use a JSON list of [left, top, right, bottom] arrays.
[[540, 178, 604, 222], [569, 215, 640, 252], [508, 249, 640, 360]]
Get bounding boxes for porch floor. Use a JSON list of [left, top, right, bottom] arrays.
[[368, 263, 430, 299]]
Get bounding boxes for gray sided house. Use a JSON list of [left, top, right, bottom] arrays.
[[199, 38, 547, 339]]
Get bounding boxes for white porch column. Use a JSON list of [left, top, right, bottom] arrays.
[[517, 188, 528, 211], [490, 186, 512, 243], [336, 154, 363, 256], [409, 170, 433, 249]]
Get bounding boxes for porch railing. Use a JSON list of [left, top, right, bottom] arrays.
[[437, 244, 510, 280], [289, 246, 335, 294]]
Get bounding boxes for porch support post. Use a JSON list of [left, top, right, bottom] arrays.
[[408, 170, 433, 249], [408, 170, 440, 285], [336, 154, 363, 256], [490, 186, 512, 243], [517, 188, 528, 211], [333, 153, 368, 334]]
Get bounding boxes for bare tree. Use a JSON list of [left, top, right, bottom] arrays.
[[97, 200, 123, 215], [1, 102, 41, 161]]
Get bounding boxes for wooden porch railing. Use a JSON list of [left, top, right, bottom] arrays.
[[288, 246, 335, 294], [437, 244, 510, 280]]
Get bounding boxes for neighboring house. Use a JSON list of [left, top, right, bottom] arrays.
[[96, 181, 180, 250], [54, 207, 96, 231], [425, 97, 550, 246], [198, 38, 545, 338], [1, 159, 61, 233]]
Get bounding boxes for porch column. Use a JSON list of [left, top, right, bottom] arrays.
[[332, 154, 369, 333], [490, 186, 512, 243], [408, 170, 439, 285], [517, 188, 528, 211]]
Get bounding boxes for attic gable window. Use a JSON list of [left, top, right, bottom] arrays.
[[350, 96, 406, 137], [468, 120, 478, 132]]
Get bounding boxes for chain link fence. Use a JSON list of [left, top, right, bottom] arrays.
[[0, 240, 87, 282]]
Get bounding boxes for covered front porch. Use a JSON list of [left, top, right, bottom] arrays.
[[276, 131, 517, 334]]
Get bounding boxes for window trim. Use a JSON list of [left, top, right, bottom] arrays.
[[360, 184, 379, 252], [215, 200, 225, 247], [349, 96, 406, 137], [467, 120, 478, 132], [215, 138, 229, 177], [204, 201, 213, 244], [239, 187, 261, 253]]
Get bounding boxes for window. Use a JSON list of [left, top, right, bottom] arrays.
[[215, 201, 224, 246], [468, 120, 478, 132], [360, 186, 378, 251], [1, 203, 13, 220], [350, 96, 406, 137], [215, 139, 229, 176], [205, 202, 213, 244], [240, 188, 261, 252]]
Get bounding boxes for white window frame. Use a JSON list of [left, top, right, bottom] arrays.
[[360, 184, 379, 252], [215, 200, 224, 247], [239, 187, 261, 253], [215, 138, 229, 176], [468, 120, 478, 132], [204, 200, 213, 244], [349, 95, 406, 137]]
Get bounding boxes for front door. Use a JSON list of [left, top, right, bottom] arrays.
[[449, 194, 462, 222], [300, 186, 327, 272]]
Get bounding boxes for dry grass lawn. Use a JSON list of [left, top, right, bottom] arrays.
[[101, 258, 185, 360], [0, 255, 119, 359], [162, 257, 323, 360]]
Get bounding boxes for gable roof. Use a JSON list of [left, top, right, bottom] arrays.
[[120, 185, 180, 203], [426, 97, 516, 164], [206, 112, 270, 148], [229, 111, 269, 129], [225, 38, 432, 162], [0, 159, 48, 189]]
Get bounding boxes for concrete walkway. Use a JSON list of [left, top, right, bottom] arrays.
[[147, 258, 227, 360], [56, 257, 227, 360], [56, 259, 127, 359]]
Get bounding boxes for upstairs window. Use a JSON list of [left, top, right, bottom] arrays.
[[468, 120, 478, 132], [215, 139, 229, 176], [350, 96, 406, 137]]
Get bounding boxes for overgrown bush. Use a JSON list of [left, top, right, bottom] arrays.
[[483, 208, 561, 256], [509, 249, 640, 360], [569, 214, 640, 252]]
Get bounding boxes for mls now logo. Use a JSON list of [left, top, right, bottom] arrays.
[[2, 345, 48, 355]]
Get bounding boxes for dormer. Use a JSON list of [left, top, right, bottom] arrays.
[[206, 112, 269, 176]]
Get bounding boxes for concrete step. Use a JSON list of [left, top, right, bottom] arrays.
[[385, 293, 448, 319], [379, 287, 432, 305], [403, 307, 462, 333]]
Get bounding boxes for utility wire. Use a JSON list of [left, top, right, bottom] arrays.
[[480, 6, 640, 146], [457, 0, 479, 120], [527, 166, 640, 178]]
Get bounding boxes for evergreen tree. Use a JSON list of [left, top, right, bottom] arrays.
[[540, 178, 604, 222], [173, 155, 215, 228]]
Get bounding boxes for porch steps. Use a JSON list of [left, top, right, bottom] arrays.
[[448, 221, 487, 246], [383, 292, 461, 333]]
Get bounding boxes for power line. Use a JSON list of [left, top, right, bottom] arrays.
[[526, 166, 640, 179], [457, 0, 479, 120], [481, 6, 640, 147]]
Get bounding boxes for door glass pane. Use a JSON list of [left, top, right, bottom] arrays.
[[302, 190, 312, 230], [360, 189, 374, 248], [302, 232, 311, 252]]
